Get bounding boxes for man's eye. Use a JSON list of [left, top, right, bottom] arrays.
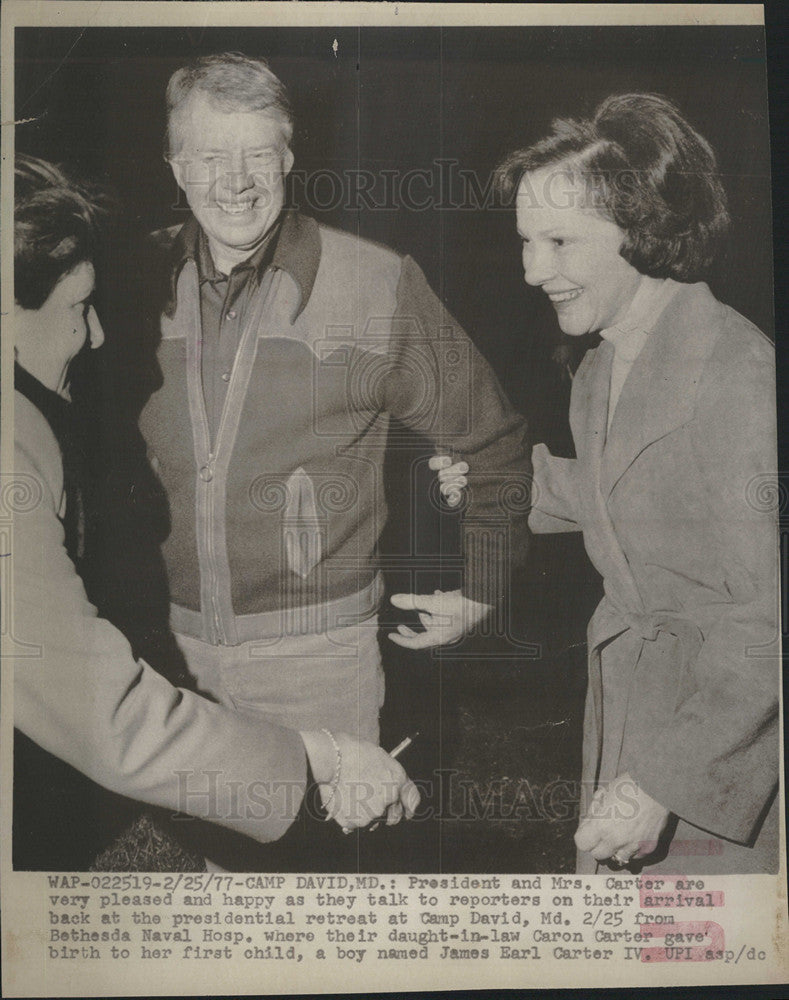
[[248, 150, 279, 164], [552, 238, 565, 247]]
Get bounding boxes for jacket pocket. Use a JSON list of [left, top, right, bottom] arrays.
[[283, 467, 323, 578]]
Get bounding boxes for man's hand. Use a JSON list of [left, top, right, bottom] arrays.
[[300, 730, 420, 831], [574, 772, 671, 867], [388, 589, 492, 649]]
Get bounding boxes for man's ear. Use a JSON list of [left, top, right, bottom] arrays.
[[168, 154, 187, 193], [283, 147, 294, 178]]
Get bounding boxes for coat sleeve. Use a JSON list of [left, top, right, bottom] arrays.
[[528, 443, 583, 534], [11, 439, 307, 844], [383, 255, 531, 605], [625, 326, 779, 843]]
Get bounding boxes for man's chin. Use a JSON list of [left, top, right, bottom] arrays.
[[206, 221, 271, 249]]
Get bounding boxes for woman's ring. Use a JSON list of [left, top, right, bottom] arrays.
[[611, 852, 630, 868]]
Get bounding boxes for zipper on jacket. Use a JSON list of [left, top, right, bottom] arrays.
[[202, 450, 226, 645]]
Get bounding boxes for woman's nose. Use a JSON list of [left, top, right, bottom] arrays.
[[87, 305, 105, 349], [522, 244, 555, 286]]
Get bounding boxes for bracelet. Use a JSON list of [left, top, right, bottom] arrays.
[[320, 728, 342, 818]]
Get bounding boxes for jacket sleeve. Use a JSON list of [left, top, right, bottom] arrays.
[[625, 329, 779, 843], [384, 255, 531, 605], [11, 439, 307, 844], [528, 443, 583, 534]]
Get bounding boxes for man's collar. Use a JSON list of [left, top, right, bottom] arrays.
[[196, 222, 280, 287], [171, 214, 201, 275], [271, 211, 321, 318], [169, 210, 321, 319]]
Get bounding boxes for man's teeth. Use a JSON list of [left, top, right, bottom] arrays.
[[219, 202, 254, 214], [548, 289, 582, 303]]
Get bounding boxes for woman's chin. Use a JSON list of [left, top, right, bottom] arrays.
[[557, 322, 592, 338]]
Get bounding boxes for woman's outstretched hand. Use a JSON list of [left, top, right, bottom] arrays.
[[430, 454, 469, 507], [300, 730, 420, 832]]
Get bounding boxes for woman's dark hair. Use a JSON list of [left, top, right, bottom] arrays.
[[14, 154, 108, 309], [497, 93, 730, 281]]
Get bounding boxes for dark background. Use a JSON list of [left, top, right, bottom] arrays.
[[15, 24, 773, 408], [13, 25, 776, 873]]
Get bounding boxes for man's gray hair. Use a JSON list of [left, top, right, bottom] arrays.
[[165, 51, 293, 155]]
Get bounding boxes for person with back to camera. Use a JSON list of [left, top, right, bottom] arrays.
[[435, 93, 778, 874], [11, 153, 419, 869]]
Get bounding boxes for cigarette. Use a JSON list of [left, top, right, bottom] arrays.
[[356, 732, 421, 835], [389, 732, 419, 759]]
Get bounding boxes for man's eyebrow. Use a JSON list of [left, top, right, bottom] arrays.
[[195, 146, 280, 155]]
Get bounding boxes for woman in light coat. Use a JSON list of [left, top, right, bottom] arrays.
[[435, 94, 778, 874]]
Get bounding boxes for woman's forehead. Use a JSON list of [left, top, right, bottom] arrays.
[[56, 260, 95, 300], [515, 169, 615, 234], [517, 167, 597, 211]]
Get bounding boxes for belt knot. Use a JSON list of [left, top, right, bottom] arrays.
[[624, 611, 703, 655]]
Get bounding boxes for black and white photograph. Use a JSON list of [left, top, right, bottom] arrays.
[[2, 2, 786, 995]]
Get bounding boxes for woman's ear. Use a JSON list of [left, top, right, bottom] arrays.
[[13, 301, 34, 357]]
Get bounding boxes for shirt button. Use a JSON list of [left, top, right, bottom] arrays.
[[221, 371, 231, 382], [227, 309, 237, 320], [199, 465, 214, 482]]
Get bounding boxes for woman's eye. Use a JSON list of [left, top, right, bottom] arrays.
[[552, 237, 565, 247]]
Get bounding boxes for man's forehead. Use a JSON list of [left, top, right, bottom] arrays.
[[174, 94, 287, 144]]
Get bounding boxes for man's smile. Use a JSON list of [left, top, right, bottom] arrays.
[[216, 199, 256, 215]]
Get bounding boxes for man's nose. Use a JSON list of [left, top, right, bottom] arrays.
[[87, 305, 105, 349], [224, 152, 256, 194], [522, 244, 555, 286]]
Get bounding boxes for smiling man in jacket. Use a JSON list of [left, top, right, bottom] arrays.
[[133, 52, 530, 750]]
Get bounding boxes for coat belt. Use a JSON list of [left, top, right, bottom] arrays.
[[619, 610, 704, 654], [589, 602, 704, 784]]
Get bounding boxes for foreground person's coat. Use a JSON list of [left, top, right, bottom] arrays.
[[530, 281, 779, 874], [13, 387, 309, 859]]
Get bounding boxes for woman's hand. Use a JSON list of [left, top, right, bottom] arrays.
[[429, 454, 469, 507], [300, 730, 420, 832], [574, 772, 671, 868]]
